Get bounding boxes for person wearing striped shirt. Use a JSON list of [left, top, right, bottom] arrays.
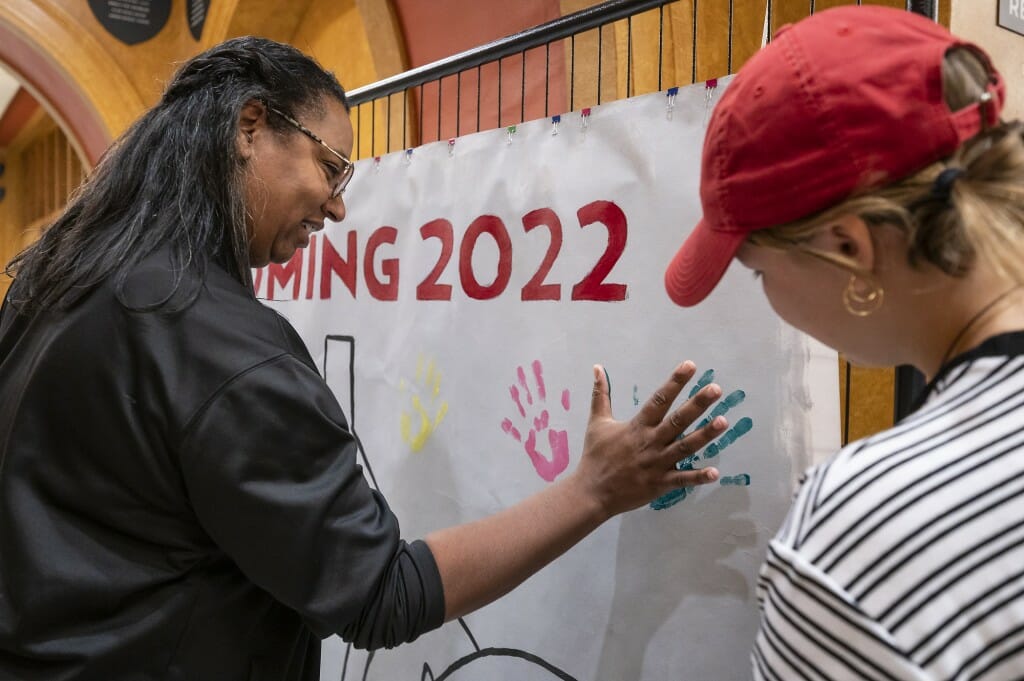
[[663, 6, 1024, 680]]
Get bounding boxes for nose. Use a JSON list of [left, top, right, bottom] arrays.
[[323, 193, 346, 223]]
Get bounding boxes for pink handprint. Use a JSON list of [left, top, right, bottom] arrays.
[[500, 360, 571, 482]]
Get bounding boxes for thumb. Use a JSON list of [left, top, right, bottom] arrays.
[[589, 364, 613, 422]]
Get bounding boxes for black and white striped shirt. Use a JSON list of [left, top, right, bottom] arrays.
[[753, 332, 1024, 681]]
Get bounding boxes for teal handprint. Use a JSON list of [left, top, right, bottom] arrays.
[[651, 369, 753, 510]]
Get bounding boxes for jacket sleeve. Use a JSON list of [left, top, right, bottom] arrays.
[[178, 353, 446, 649]]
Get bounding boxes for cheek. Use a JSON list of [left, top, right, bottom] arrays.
[[760, 276, 796, 315], [762, 277, 829, 331], [765, 279, 859, 354]]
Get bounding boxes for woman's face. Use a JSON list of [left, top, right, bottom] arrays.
[[241, 97, 354, 268], [735, 241, 849, 348], [733, 229, 891, 366]]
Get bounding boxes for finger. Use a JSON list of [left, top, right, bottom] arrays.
[[656, 383, 723, 441], [659, 415, 729, 468], [634, 361, 697, 427], [669, 466, 719, 488], [690, 389, 746, 433], [589, 364, 612, 421], [700, 416, 754, 461]]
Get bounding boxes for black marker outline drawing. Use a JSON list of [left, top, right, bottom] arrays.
[[322, 334, 576, 681]]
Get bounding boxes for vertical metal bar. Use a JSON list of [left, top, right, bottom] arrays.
[[570, 34, 576, 110], [658, 5, 664, 91], [402, 90, 407, 149], [692, 0, 698, 83], [457, 71, 462, 137], [545, 42, 550, 117], [498, 56, 503, 127], [476, 66, 482, 132], [728, 0, 734, 74], [371, 99, 376, 158], [386, 93, 392, 154], [767, 0, 773, 42], [354, 104, 362, 157], [437, 78, 442, 142], [520, 49, 526, 123], [908, 0, 938, 18], [597, 24, 603, 104]]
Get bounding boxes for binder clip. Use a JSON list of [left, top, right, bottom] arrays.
[[506, 125, 517, 145], [551, 114, 561, 136], [704, 79, 719, 126], [448, 138, 456, 157], [404, 148, 413, 165], [666, 86, 679, 120]]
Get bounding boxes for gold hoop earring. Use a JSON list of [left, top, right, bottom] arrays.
[[843, 275, 884, 317]]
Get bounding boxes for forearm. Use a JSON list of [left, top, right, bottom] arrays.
[[424, 471, 609, 621]]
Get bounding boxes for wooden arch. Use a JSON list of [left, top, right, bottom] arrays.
[[0, 1, 146, 165]]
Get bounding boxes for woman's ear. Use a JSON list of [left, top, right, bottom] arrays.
[[807, 213, 877, 272], [237, 99, 267, 159]]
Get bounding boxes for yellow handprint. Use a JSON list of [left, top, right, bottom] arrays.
[[399, 354, 449, 452]]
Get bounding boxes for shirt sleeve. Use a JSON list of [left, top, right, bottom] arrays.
[[178, 353, 446, 649], [753, 540, 930, 681]]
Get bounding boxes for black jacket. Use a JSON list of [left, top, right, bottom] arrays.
[[0, 250, 444, 680]]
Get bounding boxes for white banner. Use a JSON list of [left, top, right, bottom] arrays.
[[258, 80, 840, 681]]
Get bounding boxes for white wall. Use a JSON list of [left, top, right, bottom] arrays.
[[952, 1, 1024, 120]]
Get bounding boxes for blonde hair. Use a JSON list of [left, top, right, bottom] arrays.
[[748, 47, 1024, 285]]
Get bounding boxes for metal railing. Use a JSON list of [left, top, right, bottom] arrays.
[[348, 0, 939, 433], [346, 0, 680, 159]]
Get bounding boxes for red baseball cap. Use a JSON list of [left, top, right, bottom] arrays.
[[664, 6, 1005, 307]]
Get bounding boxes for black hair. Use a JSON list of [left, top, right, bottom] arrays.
[[5, 36, 348, 311]]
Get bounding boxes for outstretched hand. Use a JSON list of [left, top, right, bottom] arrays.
[[573, 361, 726, 518], [424, 361, 728, 621]]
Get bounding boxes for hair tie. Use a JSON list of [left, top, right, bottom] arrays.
[[931, 167, 964, 201]]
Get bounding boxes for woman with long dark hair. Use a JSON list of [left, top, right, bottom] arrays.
[[0, 36, 725, 680]]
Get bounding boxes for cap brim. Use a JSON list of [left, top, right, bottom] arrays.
[[664, 219, 748, 307]]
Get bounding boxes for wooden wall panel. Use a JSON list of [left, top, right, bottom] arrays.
[[732, 0, 769, 68]]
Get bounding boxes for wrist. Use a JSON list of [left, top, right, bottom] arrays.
[[562, 470, 614, 525]]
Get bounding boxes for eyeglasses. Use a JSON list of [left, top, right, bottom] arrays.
[[267, 105, 354, 199]]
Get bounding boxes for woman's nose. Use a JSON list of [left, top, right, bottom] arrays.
[[324, 194, 346, 223]]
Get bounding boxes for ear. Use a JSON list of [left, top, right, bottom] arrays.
[[806, 213, 876, 273], [237, 99, 267, 159]]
